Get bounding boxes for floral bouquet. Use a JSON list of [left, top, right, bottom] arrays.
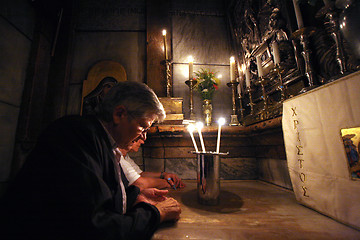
[[195, 68, 220, 100]]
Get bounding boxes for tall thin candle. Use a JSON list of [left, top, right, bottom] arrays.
[[256, 56, 264, 77], [292, 0, 304, 29], [216, 118, 226, 153], [245, 64, 251, 87], [188, 56, 194, 79], [230, 56, 236, 82], [196, 122, 206, 152], [187, 124, 199, 152], [162, 29, 168, 60], [272, 41, 280, 65]]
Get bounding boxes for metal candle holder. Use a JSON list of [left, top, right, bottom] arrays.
[[273, 65, 287, 103], [245, 86, 255, 115], [238, 93, 245, 121], [322, 6, 347, 74], [191, 151, 229, 205], [293, 28, 317, 92], [226, 81, 240, 126], [185, 78, 198, 120], [257, 76, 270, 112], [165, 59, 172, 97]]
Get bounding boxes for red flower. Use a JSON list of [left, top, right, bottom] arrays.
[[214, 84, 218, 90]]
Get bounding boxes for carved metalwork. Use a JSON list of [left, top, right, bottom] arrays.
[[227, 0, 359, 125], [227, 81, 240, 126], [292, 28, 317, 92], [165, 59, 172, 97], [185, 78, 198, 120]]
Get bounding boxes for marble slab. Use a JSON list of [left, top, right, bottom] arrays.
[[0, 17, 31, 106], [0, 103, 20, 181]]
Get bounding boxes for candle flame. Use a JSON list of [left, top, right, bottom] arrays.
[[188, 55, 193, 63], [187, 124, 196, 133], [218, 117, 226, 126], [162, 29, 166, 36], [241, 64, 246, 73], [230, 56, 235, 63]]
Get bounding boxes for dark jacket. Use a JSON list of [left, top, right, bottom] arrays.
[[0, 115, 160, 240]]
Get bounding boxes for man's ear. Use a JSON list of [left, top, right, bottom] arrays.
[[113, 105, 128, 124]]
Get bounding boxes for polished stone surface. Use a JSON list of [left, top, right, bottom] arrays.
[[153, 180, 360, 240]]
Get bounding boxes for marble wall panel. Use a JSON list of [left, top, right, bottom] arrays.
[[0, 3, 34, 184], [143, 144, 257, 159], [172, 15, 231, 65], [171, 13, 233, 123], [144, 157, 164, 173], [170, 0, 226, 14], [75, 0, 146, 31], [250, 130, 285, 146], [0, 103, 20, 181], [258, 158, 292, 189], [0, 0, 35, 39], [221, 157, 258, 180], [0, 17, 31, 106], [70, 32, 146, 85], [254, 145, 287, 159], [165, 158, 197, 180], [163, 157, 258, 180], [145, 134, 253, 147]]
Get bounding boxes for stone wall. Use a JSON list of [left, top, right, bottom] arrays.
[[130, 118, 292, 190], [0, 0, 35, 194], [140, 129, 258, 181]]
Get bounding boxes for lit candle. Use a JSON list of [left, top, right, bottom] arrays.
[[238, 64, 245, 94], [230, 56, 236, 82], [272, 41, 280, 65], [256, 56, 263, 77], [245, 64, 251, 87], [196, 122, 206, 153], [292, 0, 304, 29], [188, 56, 194, 80], [187, 124, 199, 152], [237, 78, 241, 95], [216, 118, 225, 153], [162, 29, 168, 60]]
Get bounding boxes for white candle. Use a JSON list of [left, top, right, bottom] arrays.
[[216, 118, 225, 153], [256, 56, 263, 77], [292, 0, 304, 29], [245, 65, 251, 87], [237, 78, 241, 95], [196, 122, 206, 153], [230, 56, 236, 82], [162, 29, 168, 60], [238, 64, 245, 94], [188, 56, 194, 80], [272, 41, 280, 65], [187, 124, 199, 152]]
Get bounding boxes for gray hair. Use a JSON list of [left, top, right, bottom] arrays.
[[96, 81, 166, 123]]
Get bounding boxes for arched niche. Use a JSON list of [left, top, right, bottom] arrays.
[[81, 60, 127, 115]]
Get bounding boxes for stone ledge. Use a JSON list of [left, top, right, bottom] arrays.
[[149, 116, 282, 136]]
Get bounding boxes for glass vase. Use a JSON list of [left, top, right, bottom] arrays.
[[202, 99, 212, 126]]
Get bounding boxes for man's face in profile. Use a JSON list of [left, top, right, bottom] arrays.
[[130, 139, 145, 153]]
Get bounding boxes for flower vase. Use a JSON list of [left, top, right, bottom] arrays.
[[202, 99, 213, 126]]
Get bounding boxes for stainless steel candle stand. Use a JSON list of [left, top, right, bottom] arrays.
[[191, 151, 229, 206]]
